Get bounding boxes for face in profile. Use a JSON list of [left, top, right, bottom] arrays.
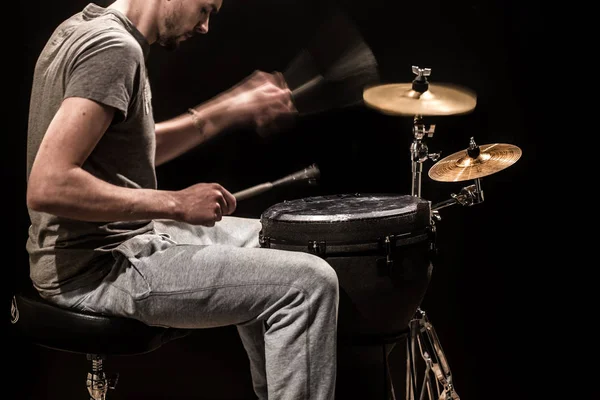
[[157, 0, 222, 51]]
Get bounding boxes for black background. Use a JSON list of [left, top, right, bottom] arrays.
[[8, 0, 549, 399]]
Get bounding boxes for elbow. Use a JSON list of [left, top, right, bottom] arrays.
[[26, 172, 63, 213], [26, 180, 52, 212]]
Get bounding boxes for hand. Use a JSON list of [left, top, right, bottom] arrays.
[[171, 183, 236, 226], [221, 70, 298, 135]]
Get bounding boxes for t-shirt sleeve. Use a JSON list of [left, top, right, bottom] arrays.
[[65, 29, 142, 122]]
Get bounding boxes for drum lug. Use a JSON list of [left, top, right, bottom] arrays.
[[376, 235, 396, 277], [427, 225, 438, 255], [259, 233, 270, 248], [384, 235, 395, 272], [308, 240, 326, 256]]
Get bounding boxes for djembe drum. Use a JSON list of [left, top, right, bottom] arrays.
[[259, 193, 436, 398]]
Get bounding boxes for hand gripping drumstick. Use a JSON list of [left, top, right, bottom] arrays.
[[233, 164, 320, 201]]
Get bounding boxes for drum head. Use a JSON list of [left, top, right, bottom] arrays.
[[260, 193, 431, 247]]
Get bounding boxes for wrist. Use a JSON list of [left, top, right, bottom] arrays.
[[161, 190, 183, 221], [188, 99, 232, 136], [187, 108, 206, 132]]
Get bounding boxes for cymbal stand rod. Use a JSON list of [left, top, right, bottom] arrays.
[[431, 180, 485, 212], [410, 115, 438, 197], [431, 198, 458, 212], [473, 178, 484, 202]]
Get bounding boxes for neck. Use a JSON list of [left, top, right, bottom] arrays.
[[108, 0, 161, 44]]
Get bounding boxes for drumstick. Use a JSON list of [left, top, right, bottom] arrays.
[[233, 182, 274, 201], [234, 164, 320, 201]]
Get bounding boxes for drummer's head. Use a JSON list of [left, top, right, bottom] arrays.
[[111, 0, 223, 51]]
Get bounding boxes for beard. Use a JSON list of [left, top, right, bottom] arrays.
[[158, 35, 179, 52], [158, 13, 180, 52]]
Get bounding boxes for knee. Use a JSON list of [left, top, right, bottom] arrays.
[[301, 254, 339, 298]]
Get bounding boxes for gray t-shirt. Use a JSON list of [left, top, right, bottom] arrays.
[[26, 3, 159, 296]]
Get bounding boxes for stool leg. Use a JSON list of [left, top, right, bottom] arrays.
[[86, 354, 118, 400]]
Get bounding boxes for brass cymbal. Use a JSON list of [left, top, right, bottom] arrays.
[[428, 143, 522, 182], [363, 83, 477, 116]]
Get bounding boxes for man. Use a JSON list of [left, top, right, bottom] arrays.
[[25, 1, 339, 399]]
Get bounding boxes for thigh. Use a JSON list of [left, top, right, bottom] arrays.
[[87, 243, 337, 329], [153, 216, 261, 247]]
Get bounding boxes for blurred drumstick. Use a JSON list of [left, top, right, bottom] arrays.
[[291, 75, 324, 100], [284, 8, 380, 117], [233, 164, 321, 201], [256, 9, 379, 138]]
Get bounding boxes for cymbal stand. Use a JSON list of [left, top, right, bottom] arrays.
[[410, 67, 440, 197], [405, 308, 460, 400], [431, 138, 486, 218], [411, 115, 439, 197]]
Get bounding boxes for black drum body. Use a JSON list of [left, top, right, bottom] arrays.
[[259, 193, 435, 342]]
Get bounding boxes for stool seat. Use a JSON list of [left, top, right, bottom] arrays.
[[11, 287, 191, 356]]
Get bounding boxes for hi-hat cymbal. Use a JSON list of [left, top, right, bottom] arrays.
[[363, 83, 477, 116], [428, 143, 522, 182]]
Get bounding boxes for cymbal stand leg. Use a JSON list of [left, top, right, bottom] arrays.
[[384, 343, 397, 400], [406, 312, 422, 400], [411, 308, 460, 400], [410, 115, 439, 197], [406, 336, 413, 400], [418, 354, 434, 400]]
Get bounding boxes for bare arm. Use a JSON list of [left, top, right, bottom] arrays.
[[154, 97, 234, 167], [154, 71, 296, 166], [27, 97, 235, 226]]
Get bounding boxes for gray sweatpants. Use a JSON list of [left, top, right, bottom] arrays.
[[48, 217, 340, 400]]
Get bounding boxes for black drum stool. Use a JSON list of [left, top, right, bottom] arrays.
[[10, 284, 191, 399]]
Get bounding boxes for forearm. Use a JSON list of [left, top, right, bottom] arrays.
[[154, 98, 234, 166], [154, 71, 294, 166], [27, 166, 180, 222]]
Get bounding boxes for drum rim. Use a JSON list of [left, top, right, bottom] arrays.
[[261, 193, 431, 223]]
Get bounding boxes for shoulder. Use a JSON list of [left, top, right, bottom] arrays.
[[58, 13, 145, 66], [86, 20, 144, 58]]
